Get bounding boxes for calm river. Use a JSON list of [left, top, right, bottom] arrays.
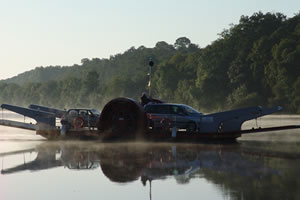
[[1, 114, 300, 200]]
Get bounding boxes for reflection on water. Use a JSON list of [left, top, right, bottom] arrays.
[[1, 141, 300, 200], [1, 115, 300, 200]]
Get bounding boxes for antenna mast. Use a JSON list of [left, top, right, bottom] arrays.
[[148, 58, 154, 97]]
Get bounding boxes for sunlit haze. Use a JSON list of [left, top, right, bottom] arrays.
[[0, 0, 299, 80]]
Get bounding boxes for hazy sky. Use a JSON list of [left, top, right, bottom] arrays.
[[0, 0, 299, 80]]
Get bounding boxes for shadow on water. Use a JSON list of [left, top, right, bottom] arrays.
[[1, 140, 300, 199]]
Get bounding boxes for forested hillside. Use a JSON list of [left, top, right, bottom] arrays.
[[0, 12, 299, 113]]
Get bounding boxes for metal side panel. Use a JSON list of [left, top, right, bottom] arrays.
[[0, 119, 36, 130], [28, 104, 65, 118], [1, 104, 56, 127], [199, 106, 283, 133]]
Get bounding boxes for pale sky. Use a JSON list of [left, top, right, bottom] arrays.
[[0, 0, 299, 80]]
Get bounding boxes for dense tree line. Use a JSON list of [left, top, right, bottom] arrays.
[[0, 12, 299, 113]]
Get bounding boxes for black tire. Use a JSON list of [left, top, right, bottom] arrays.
[[186, 122, 196, 132], [160, 118, 171, 131]]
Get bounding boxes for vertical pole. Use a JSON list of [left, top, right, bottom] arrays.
[[148, 58, 154, 98], [149, 65, 152, 97], [149, 180, 152, 200]]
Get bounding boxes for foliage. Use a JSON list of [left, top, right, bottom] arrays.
[[0, 12, 299, 113]]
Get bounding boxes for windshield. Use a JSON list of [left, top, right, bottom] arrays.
[[182, 105, 201, 114], [91, 109, 100, 115]]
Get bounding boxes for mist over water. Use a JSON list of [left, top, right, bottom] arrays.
[[1, 114, 300, 200]]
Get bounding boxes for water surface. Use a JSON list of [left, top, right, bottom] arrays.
[[1, 115, 300, 200]]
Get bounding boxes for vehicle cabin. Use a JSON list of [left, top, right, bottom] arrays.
[[61, 108, 100, 129], [144, 103, 203, 132]]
